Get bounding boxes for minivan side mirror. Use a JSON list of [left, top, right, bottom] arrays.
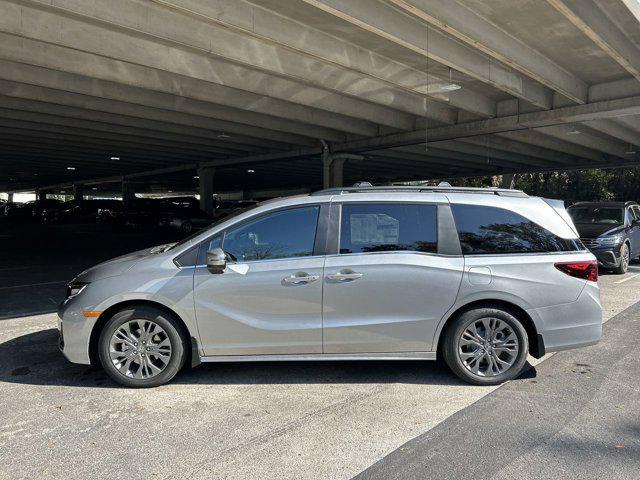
[[206, 247, 226, 273]]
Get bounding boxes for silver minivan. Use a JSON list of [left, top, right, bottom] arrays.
[[58, 186, 602, 388]]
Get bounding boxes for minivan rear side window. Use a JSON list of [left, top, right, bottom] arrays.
[[339, 203, 437, 254], [451, 204, 582, 254]]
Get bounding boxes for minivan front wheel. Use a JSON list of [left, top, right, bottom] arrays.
[[98, 306, 187, 388], [442, 307, 529, 386]]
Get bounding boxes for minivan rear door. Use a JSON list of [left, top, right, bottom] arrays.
[[322, 197, 464, 354]]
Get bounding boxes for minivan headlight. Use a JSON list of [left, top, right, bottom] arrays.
[[599, 234, 623, 246], [66, 281, 88, 298]]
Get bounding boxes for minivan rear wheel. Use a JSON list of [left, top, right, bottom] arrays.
[[98, 306, 187, 388], [442, 307, 529, 386]]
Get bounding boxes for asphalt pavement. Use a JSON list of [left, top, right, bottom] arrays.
[[0, 222, 639, 479], [355, 300, 640, 480]]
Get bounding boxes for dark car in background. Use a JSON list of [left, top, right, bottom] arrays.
[[158, 197, 213, 233], [1, 199, 62, 221], [567, 201, 640, 274], [213, 200, 258, 220], [42, 199, 122, 223], [30, 199, 63, 220]]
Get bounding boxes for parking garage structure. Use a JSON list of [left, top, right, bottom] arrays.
[[1, 0, 640, 213]]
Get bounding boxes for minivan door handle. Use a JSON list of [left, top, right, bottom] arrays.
[[327, 270, 363, 282], [283, 273, 320, 285]]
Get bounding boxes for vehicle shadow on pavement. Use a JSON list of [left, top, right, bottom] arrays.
[[0, 328, 536, 389]]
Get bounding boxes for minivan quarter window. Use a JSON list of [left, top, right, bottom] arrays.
[[451, 204, 582, 254], [339, 203, 437, 254], [222, 206, 320, 262]]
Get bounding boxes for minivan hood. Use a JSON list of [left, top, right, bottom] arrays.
[[573, 223, 624, 238], [74, 243, 175, 282]]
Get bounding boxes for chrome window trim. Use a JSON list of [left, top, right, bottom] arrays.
[[190, 254, 328, 269]]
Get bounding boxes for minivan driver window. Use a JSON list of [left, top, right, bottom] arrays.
[[339, 203, 437, 254], [222, 206, 320, 262]]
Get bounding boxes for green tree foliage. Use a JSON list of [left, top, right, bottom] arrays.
[[446, 167, 640, 203]]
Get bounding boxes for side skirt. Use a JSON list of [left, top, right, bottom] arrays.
[[200, 352, 437, 363]]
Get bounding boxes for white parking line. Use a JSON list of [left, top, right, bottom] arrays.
[[614, 273, 640, 284]]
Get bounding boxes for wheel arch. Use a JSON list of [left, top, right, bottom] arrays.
[[435, 299, 543, 359], [89, 299, 199, 367]]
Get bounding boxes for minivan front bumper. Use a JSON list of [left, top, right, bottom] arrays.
[[528, 281, 602, 355], [58, 295, 98, 365]]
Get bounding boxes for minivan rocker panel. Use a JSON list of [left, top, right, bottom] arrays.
[[58, 187, 602, 387]]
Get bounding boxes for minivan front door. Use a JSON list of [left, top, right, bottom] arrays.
[[323, 202, 464, 354], [194, 205, 325, 356]]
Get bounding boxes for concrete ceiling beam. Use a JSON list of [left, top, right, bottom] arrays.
[[548, 0, 640, 82], [1, 2, 427, 132], [299, 0, 553, 108], [19, 0, 459, 124], [535, 124, 637, 158], [333, 93, 640, 152], [388, 0, 588, 104], [0, 59, 333, 145], [496, 130, 605, 163]]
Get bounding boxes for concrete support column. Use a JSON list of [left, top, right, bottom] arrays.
[[122, 181, 136, 205], [322, 146, 332, 189], [322, 152, 346, 188], [242, 190, 254, 201], [73, 183, 84, 202], [501, 173, 516, 189], [7, 193, 13, 202], [198, 167, 215, 215], [36, 190, 47, 201], [330, 157, 345, 188]]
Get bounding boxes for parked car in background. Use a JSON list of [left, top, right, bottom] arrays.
[[43, 200, 122, 223], [157, 197, 212, 233], [2, 201, 27, 220], [121, 198, 165, 229], [213, 200, 258, 220], [158, 206, 213, 233], [96, 202, 125, 224], [59, 186, 601, 388], [567, 201, 640, 274], [30, 199, 63, 220]]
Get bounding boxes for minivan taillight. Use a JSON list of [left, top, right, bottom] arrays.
[[554, 260, 598, 282]]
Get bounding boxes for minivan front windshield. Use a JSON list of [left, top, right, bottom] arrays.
[[568, 206, 624, 225]]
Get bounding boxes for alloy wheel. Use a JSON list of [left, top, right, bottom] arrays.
[[622, 245, 630, 271], [108, 319, 172, 379], [458, 317, 519, 377]]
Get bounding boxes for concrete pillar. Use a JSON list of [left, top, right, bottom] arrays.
[[322, 146, 332, 189], [501, 173, 516, 189], [7, 193, 13, 202], [122, 181, 136, 205], [198, 167, 215, 215], [36, 190, 47, 201], [73, 183, 84, 202], [322, 153, 346, 188], [242, 190, 254, 201]]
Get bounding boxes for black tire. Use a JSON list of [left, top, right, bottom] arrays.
[[181, 221, 193, 233], [613, 242, 630, 274], [98, 306, 187, 388], [442, 307, 529, 386]]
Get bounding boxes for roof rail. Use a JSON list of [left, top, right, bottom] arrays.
[[310, 185, 529, 198]]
